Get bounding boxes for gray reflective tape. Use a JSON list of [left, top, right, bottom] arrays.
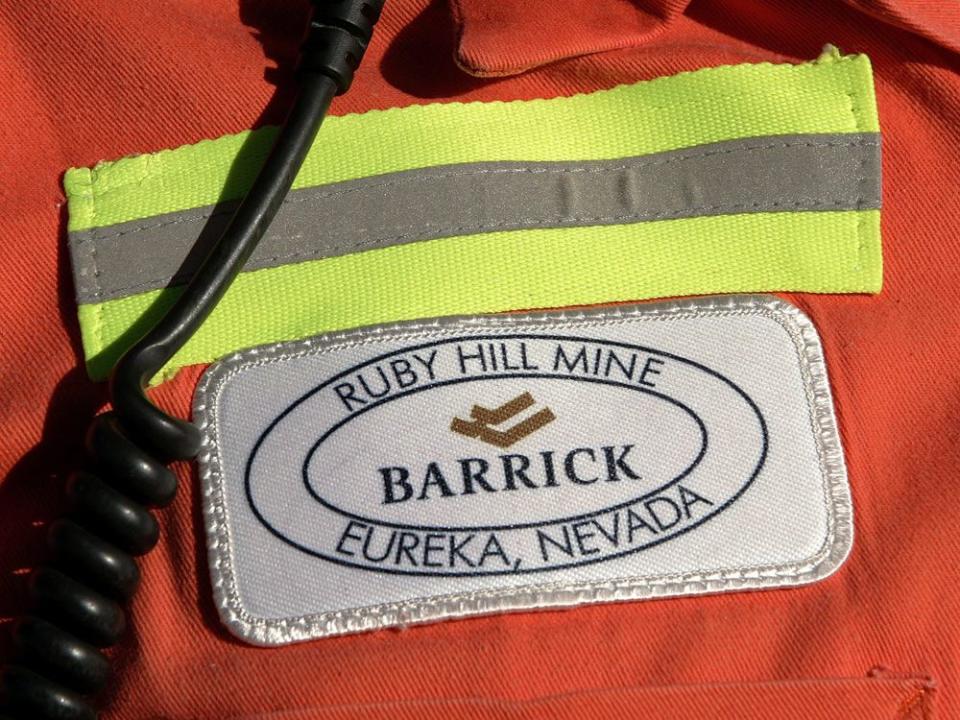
[[69, 133, 880, 304]]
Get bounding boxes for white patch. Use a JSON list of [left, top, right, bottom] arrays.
[[195, 295, 851, 646]]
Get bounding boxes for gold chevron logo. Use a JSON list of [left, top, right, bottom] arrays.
[[450, 392, 555, 448]]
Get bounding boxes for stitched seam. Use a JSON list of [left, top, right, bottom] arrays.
[[75, 59, 862, 203], [88, 175, 105, 358], [78, 139, 878, 244], [849, 65, 867, 289], [762, 310, 839, 567], [77, 138, 879, 301], [201, 303, 842, 636], [896, 686, 930, 720], [897, 689, 923, 719], [89, 197, 867, 300]]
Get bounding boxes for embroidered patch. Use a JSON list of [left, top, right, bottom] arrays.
[[195, 295, 852, 645]]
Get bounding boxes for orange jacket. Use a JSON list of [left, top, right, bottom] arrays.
[[1, 1, 958, 718]]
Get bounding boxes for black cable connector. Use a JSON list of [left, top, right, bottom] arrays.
[[0, 3, 384, 718], [300, 1, 384, 94]]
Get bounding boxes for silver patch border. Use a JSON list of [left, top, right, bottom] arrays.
[[193, 294, 853, 646]]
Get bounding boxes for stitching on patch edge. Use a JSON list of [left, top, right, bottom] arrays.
[[193, 294, 852, 645]]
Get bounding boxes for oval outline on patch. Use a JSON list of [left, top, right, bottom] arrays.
[[300, 374, 710, 532], [243, 333, 769, 578]]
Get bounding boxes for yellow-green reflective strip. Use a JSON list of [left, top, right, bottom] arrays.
[[67, 50, 882, 380], [80, 210, 881, 381], [69, 133, 880, 303], [65, 51, 878, 232]]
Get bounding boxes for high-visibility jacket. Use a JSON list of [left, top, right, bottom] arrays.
[[1, 1, 958, 718]]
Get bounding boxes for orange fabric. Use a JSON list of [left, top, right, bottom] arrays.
[[450, 0, 691, 77], [195, 674, 937, 719], [1, 1, 959, 719]]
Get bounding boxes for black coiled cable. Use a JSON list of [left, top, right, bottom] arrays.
[[0, 3, 384, 718]]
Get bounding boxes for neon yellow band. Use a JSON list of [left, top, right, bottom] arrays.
[[79, 210, 880, 380], [66, 51, 878, 232], [66, 50, 881, 381]]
